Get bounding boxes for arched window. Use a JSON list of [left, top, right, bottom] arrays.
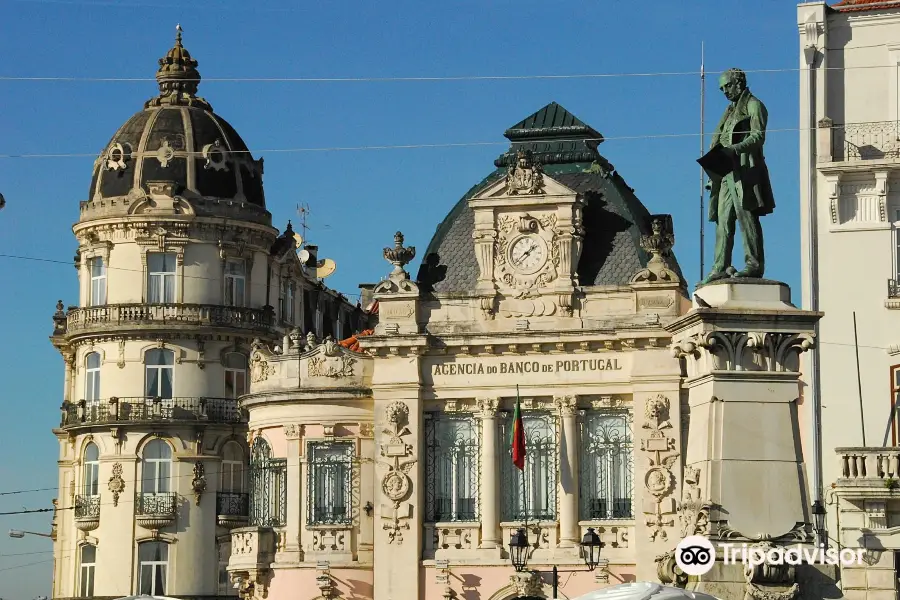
[[85, 352, 101, 404], [79, 544, 96, 597], [224, 353, 248, 399], [142, 440, 172, 494], [83, 443, 99, 497], [221, 442, 245, 493], [145, 349, 174, 399], [137, 541, 168, 595], [249, 438, 286, 527]]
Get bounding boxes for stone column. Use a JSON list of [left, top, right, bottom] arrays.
[[555, 395, 579, 549], [282, 424, 303, 562], [477, 397, 500, 550], [62, 351, 75, 404]]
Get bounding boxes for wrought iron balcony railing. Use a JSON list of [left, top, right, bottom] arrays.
[[832, 121, 900, 162], [61, 302, 274, 335], [135, 492, 177, 517], [216, 492, 250, 517], [60, 397, 246, 428], [74, 494, 101, 519]]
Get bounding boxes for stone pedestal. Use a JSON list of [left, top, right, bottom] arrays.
[[666, 279, 820, 542]]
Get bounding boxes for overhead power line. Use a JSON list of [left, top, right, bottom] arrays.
[[1, 64, 900, 84], [0, 122, 875, 160]]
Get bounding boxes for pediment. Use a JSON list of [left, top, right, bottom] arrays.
[[471, 171, 576, 202]]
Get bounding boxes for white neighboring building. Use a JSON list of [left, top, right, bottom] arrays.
[[799, 1, 900, 598], [48, 29, 363, 600]]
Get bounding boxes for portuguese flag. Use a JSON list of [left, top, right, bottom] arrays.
[[510, 386, 526, 470]]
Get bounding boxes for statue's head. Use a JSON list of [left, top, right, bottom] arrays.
[[718, 68, 747, 102]]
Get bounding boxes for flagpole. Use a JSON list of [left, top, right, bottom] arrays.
[[517, 385, 528, 538]]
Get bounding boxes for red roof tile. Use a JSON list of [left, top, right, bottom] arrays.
[[833, 0, 900, 11], [339, 329, 375, 353]]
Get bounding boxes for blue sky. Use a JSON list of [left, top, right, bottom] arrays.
[[0, 0, 802, 596]]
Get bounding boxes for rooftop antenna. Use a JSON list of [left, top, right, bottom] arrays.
[[699, 41, 706, 281], [296, 203, 313, 243]]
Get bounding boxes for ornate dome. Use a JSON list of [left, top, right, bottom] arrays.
[[420, 102, 686, 293], [85, 26, 267, 221]]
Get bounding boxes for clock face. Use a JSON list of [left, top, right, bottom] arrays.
[[509, 235, 546, 273]]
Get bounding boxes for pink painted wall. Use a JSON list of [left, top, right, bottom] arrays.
[[267, 567, 374, 599]]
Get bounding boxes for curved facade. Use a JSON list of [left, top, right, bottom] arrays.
[[49, 29, 361, 600]]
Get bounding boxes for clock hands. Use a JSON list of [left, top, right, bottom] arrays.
[[514, 245, 537, 266]]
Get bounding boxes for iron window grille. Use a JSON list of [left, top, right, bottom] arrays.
[[500, 411, 559, 522], [580, 409, 634, 520], [216, 492, 250, 517], [307, 441, 354, 525], [249, 438, 287, 527], [424, 413, 480, 522], [74, 494, 101, 519], [135, 492, 177, 516]]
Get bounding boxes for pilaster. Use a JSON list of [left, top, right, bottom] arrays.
[[476, 397, 501, 552], [554, 395, 579, 550]]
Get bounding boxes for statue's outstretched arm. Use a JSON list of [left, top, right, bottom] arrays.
[[730, 99, 767, 154]]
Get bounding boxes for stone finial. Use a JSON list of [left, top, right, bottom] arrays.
[[146, 24, 210, 110], [52, 300, 67, 335], [631, 214, 680, 285], [383, 231, 416, 280]]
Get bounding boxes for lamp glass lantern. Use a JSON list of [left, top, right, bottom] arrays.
[[812, 500, 827, 548], [508, 527, 530, 572], [579, 527, 603, 570]]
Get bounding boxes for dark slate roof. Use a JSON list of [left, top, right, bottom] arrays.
[[87, 28, 267, 212], [419, 103, 686, 294]]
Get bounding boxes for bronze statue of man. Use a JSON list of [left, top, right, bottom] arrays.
[[699, 68, 776, 285]]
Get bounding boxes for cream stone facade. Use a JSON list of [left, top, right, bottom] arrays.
[[49, 30, 362, 600], [798, 2, 900, 599], [48, 24, 837, 600]]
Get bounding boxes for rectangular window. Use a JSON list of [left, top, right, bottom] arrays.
[[249, 443, 287, 528], [892, 365, 900, 446], [424, 414, 479, 522], [224, 260, 246, 306], [307, 441, 353, 525], [138, 542, 168, 595], [224, 353, 248, 399], [79, 545, 96, 597], [145, 349, 174, 399], [501, 412, 558, 521], [580, 410, 634, 520], [286, 282, 295, 324], [147, 253, 176, 304], [89, 257, 106, 306], [217, 543, 235, 595]]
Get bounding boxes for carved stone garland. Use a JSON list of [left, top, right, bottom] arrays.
[[641, 395, 679, 541], [378, 401, 416, 545], [108, 463, 125, 507], [192, 461, 207, 506]]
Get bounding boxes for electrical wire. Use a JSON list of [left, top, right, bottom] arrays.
[[3, 64, 900, 84], [0, 122, 881, 159]]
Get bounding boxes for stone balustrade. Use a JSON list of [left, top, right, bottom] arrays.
[[837, 447, 900, 485], [62, 302, 274, 334]]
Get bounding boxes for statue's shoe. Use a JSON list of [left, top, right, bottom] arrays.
[[699, 270, 728, 285], [734, 268, 763, 278]]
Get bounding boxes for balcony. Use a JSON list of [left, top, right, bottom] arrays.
[[74, 494, 100, 532], [59, 303, 274, 336], [831, 121, 900, 163], [835, 447, 900, 500], [135, 492, 177, 529], [60, 397, 246, 429], [217, 492, 250, 529]]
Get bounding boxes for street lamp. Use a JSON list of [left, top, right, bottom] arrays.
[[812, 500, 827, 550], [508, 527, 531, 572], [9, 529, 53, 539], [509, 526, 605, 599]]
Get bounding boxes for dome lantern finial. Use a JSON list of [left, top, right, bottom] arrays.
[[146, 24, 212, 110]]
